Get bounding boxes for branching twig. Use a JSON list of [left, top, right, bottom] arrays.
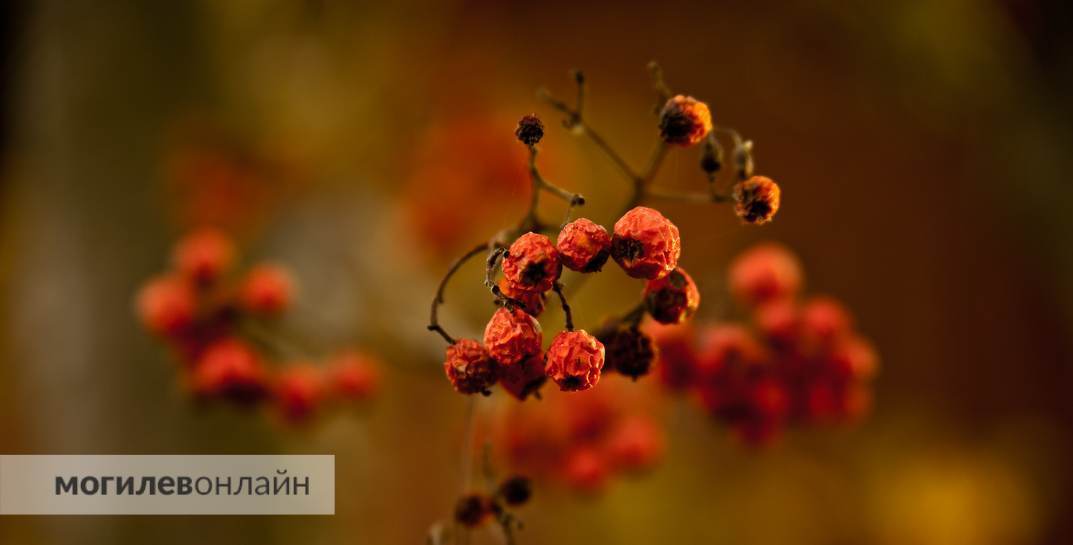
[[428, 243, 491, 344]]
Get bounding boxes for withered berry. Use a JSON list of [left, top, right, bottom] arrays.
[[136, 274, 196, 336], [502, 232, 562, 293], [556, 218, 612, 272], [497, 475, 532, 506], [545, 330, 605, 392], [454, 493, 493, 527], [443, 339, 499, 395], [611, 206, 681, 280], [643, 267, 700, 325], [729, 243, 802, 307], [483, 307, 543, 366], [499, 354, 547, 401], [733, 175, 781, 224], [515, 114, 545, 146], [498, 278, 545, 317], [172, 227, 235, 285], [275, 363, 324, 424], [598, 326, 657, 380], [239, 263, 294, 316], [659, 95, 712, 147]]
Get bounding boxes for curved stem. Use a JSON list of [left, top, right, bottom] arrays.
[[552, 282, 574, 331], [428, 243, 490, 345]]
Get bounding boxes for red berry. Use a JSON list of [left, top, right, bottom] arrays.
[[733, 175, 781, 224], [643, 267, 700, 325], [828, 336, 879, 381], [753, 299, 801, 346], [502, 232, 561, 293], [239, 263, 294, 315], [172, 227, 235, 284], [642, 320, 698, 391], [191, 339, 268, 403], [694, 324, 765, 381], [562, 447, 608, 493], [499, 354, 547, 401], [443, 339, 499, 395], [136, 275, 196, 336], [658, 95, 712, 147], [275, 363, 324, 424], [327, 351, 381, 401], [611, 207, 681, 280], [800, 296, 853, 350], [556, 218, 612, 272], [498, 278, 545, 317], [598, 326, 657, 380], [728, 243, 802, 308], [483, 307, 543, 366], [545, 330, 605, 392], [606, 415, 665, 473]]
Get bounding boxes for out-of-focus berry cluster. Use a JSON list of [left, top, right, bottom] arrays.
[[644, 243, 879, 445], [492, 375, 665, 494], [135, 227, 381, 425], [443, 205, 702, 398]]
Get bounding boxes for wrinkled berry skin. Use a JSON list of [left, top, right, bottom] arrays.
[[499, 278, 545, 317], [545, 330, 605, 392], [659, 95, 712, 147], [483, 307, 543, 366], [499, 354, 547, 401], [733, 175, 781, 224], [136, 275, 196, 336], [444, 339, 500, 395], [729, 243, 802, 307], [515, 114, 545, 145], [239, 263, 294, 315], [643, 267, 701, 325], [611, 207, 681, 280], [502, 232, 562, 293], [557, 218, 612, 272], [172, 228, 235, 285], [598, 327, 657, 380]]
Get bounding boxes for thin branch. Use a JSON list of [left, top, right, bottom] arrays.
[[552, 282, 574, 331], [428, 243, 490, 344]]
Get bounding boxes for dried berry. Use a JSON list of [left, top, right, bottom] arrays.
[[515, 114, 545, 145], [729, 243, 802, 307], [483, 307, 543, 366], [498, 278, 545, 317], [172, 227, 236, 284], [502, 232, 562, 293], [658, 95, 712, 146], [642, 320, 698, 391], [443, 339, 499, 395], [191, 339, 268, 403], [545, 329, 605, 392], [800, 296, 853, 349], [643, 267, 700, 325], [611, 206, 681, 280], [694, 324, 765, 381], [327, 351, 381, 401], [239, 263, 294, 315], [497, 475, 532, 506], [136, 275, 196, 336], [556, 218, 612, 272], [454, 493, 493, 527], [828, 336, 879, 381], [733, 175, 781, 224], [606, 416, 665, 473], [499, 354, 547, 401], [275, 363, 324, 424], [598, 326, 657, 380]]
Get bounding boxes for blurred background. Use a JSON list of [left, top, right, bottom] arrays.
[[1, 0, 1071, 544]]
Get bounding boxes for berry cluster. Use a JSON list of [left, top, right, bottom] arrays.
[[644, 243, 879, 445], [440, 204, 701, 398], [494, 376, 665, 494], [453, 475, 531, 533], [135, 227, 381, 425]]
